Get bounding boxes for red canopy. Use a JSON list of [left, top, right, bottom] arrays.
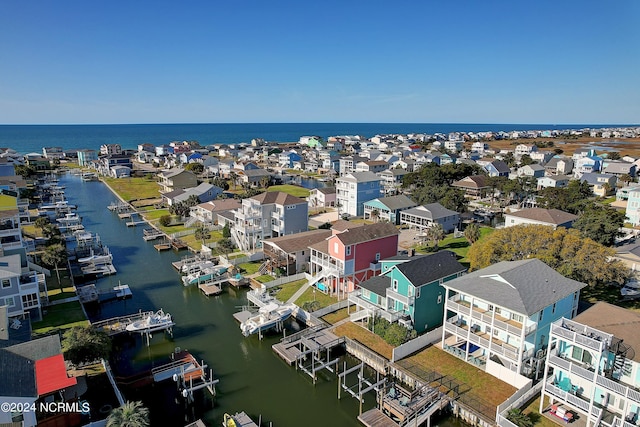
[[35, 354, 77, 396]]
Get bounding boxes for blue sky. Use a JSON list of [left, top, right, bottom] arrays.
[[1, 0, 639, 124]]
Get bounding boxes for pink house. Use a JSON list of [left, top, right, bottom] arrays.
[[308, 221, 399, 299]]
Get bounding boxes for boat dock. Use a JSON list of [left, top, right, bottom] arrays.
[[152, 351, 205, 383], [143, 228, 164, 241], [357, 409, 397, 427], [92, 311, 155, 335], [273, 326, 344, 368], [198, 281, 223, 296], [171, 238, 188, 251], [77, 283, 132, 304], [154, 239, 172, 251], [172, 254, 214, 271]]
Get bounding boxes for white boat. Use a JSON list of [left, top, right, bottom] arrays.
[[78, 251, 113, 265], [81, 172, 98, 181], [181, 260, 217, 274], [182, 265, 228, 286], [57, 213, 82, 225], [126, 309, 174, 333], [39, 200, 77, 211], [621, 285, 640, 298], [239, 302, 295, 337]]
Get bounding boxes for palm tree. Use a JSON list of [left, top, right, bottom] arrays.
[[426, 223, 445, 249], [194, 224, 211, 245], [106, 401, 150, 427], [229, 171, 238, 190], [464, 223, 480, 245]]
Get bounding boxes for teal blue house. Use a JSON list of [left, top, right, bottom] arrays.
[[363, 195, 417, 224], [348, 251, 466, 333]]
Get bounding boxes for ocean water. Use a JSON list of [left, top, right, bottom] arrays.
[[0, 122, 624, 154]]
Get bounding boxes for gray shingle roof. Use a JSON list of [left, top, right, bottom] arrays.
[[505, 208, 577, 225], [358, 275, 391, 296], [0, 350, 36, 397], [394, 251, 466, 286], [442, 259, 586, 315], [368, 195, 417, 211]]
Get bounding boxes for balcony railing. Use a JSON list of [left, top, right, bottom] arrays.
[[548, 354, 596, 382], [386, 288, 414, 307], [551, 323, 607, 352], [544, 381, 593, 413]]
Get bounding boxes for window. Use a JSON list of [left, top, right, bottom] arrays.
[[375, 253, 380, 261], [512, 314, 524, 323], [21, 293, 38, 309], [4, 297, 15, 307], [539, 311, 544, 321], [552, 303, 557, 314], [362, 289, 370, 299], [392, 280, 398, 291], [1, 279, 10, 289], [286, 205, 296, 210], [334, 242, 339, 253], [346, 246, 351, 256]]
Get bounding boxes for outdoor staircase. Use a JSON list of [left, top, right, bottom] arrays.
[[349, 309, 372, 323], [184, 216, 198, 228], [258, 261, 269, 275]]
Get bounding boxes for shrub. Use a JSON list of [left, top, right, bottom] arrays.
[[159, 215, 171, 227]]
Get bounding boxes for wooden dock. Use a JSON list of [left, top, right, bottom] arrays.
[[223, 412, 259, 427], [154, 239, 171, 251], [272, 327, 344, 366], [358, 409, 397, 427], [171, 238, 188, 251], [199, 282, 223, 296], [143, 228, 164, 241]]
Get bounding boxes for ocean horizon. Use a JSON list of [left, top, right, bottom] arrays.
[[1, 122, 637, 154]]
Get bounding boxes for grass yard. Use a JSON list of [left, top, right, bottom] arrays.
[[273, 279, 308, 302], [416, 226, 494, 263], [401, 346, 516, 411], [47, 286, 77, 302], [237, 261, 263, 275], [102, 176, 161, 201], [333, 321, 393, 360], [254, 274, 274, 283], [295, 287, 338, 309], [267, 184, 310, 198], [141, 209, 170, 221], [521, 396, 557, 427], [32, 301, 89, 335], [322, 307, 350, 324]]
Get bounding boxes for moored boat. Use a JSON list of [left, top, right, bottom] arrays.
[[240, 302, 295, 337], [125, 309, 174, 333]]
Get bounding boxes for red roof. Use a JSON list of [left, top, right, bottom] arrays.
[[35, 354, 77, 396]]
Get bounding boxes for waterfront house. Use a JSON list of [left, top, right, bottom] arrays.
[[0, 250, 44, 322], [308, 187, 336, 209], [540, 302, 640, 427], [109, 165, 131, 178], [25, 155, 50, 171], [232, 191, 308, 252], [441, 258, 586, 388], [580, 172, 617, 197], [189, 199, 242, 225], [335, 172, 382, 217], [162, 182, 223, 206], [452, 175, 491, 199], [308, 222, 399, 297], [503, 208, 578, 229], [158, 168, 198, 193], [349, 251, 466, 333], [363, 195, 417, 224], [339, 156, 368, 176], [514, 144, 538, 158], [262, 229, 333, 275], [399, 203, 460, 232]]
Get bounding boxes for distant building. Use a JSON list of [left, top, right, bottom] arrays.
[[77, 149, 98, 167], [503, 208, 578, 229]]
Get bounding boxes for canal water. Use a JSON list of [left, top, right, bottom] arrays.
[[60, 173, 462, 427]]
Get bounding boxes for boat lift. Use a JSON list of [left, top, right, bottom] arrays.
[[338, 362, 386, 415]]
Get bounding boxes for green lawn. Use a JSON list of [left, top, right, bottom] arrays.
[[322, 307, 350, 324], [416, 226, 495, 263], [254, 274, 274, 283], [273, 279, 308, 302], [47, 286, 77, 302], [295, 287, 337, 309], [267, 185, 310, 198], [141, 209, 170, 220], [102, 176, 161, 201], [237, 261, 263, 275], [32, 301, 89, 335]]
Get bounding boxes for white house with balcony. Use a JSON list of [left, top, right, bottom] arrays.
[[0, 253, 45, 322], [540, 302, 640, 427], [441, 258, 586, 388]]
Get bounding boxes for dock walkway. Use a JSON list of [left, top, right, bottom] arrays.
[[272, 327, 344, 366]]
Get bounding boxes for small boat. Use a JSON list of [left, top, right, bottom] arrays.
[[78, 253, 113, 265], [126, 309, 174, 333], [182, 265, 228, 286], [81, 172, 98, 181], [223, 413, 237, 427], [181, 260, 217, 274], [57, 213, 82, 225], [240, 302, 295, 337]]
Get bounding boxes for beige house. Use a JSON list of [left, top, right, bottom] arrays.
[[503, 208, 578, 229], [158, 168, 198, 193]]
